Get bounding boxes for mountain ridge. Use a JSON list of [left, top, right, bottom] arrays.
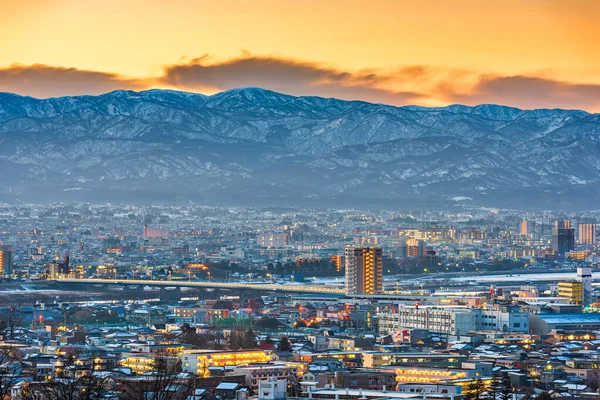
[[0, 87, 599, 210]]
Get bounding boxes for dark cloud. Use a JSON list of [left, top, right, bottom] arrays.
[[1, 58, 600, 112], [0, 64, 145, 98], [160, 55, 421, 105], [450, 75, 600, 110]]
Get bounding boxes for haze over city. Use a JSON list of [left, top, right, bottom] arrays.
[[2, 2, 600, 400]]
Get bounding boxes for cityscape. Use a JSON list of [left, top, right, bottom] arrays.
[[2, 205, 600, 399], [2, 1, 600, 400]]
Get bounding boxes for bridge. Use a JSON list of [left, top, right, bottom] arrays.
[[55, 278, 346, 295], [53, 278, 432, 300]]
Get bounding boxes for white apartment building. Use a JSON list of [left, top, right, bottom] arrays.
[[378, 305, 529, 337], [257, 233, 288, 248]]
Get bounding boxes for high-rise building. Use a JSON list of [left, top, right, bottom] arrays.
[[552, 221, 575, 256], [344, 246, 383, 295], [520, 220, 529, 236], [0, 248, 12, 277], [578, 223, 597, 244]]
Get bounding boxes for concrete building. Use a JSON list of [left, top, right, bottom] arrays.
[[530, 314, 600, 335], [362, 353, 466, 369], [317, 370, 397, 390], [577, 267, 593, 306], [258, 378, 287, 400], [378, 306, 529, 337], [229, 364, 298, 389], [345, 246, 383, 295], [181, 350, 272, 377], [257, 233, 288, 248], [558, 281, 583, 304]]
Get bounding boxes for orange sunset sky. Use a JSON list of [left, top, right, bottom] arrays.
[[1, 0, 600, 111]]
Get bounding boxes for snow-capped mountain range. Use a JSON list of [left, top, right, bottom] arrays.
[[1, 87, 599, 209]]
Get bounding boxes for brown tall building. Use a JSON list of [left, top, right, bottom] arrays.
[[520, 220, 529, 236], [579, 223, 597, 245], [556, 220, 571, 229], [0, 249, 12, 277], [345, 246, 383, 295]]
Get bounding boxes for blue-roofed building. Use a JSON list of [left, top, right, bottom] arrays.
[[530, 313, 600, 335]]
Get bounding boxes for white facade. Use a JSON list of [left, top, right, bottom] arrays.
[[378, 306, 529, 336], [577, 267, 592, 306], [257, 233, 288, 248], [258, 379, 287, 400]]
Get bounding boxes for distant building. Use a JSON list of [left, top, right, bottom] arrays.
[[578, 223, 597, 244], [552, 220, 575, 256], [345, 246, 383, 295], [330, 255, 345, 272], [0, 248, 12, 276], [567, 250, 589, 261], [47, 254, 70, 278], [143, 225, 169, 238], [257, 233, 288, 248], [520, 220, 530, 236]]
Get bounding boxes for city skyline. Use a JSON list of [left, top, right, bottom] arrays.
[[1, 1, 600, 111]]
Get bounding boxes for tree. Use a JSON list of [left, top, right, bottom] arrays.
[[168, 325, 225, 350], [119, 354, 194, 400], [466, 378, 485, 400], [24, 351, 114, 400], [279, 337, 292, 352], [243, 329, 257, 349], [287, 374, 302, 397], [227, 329, 257, 350], [261, 337, 275, 345], [255, 317, 282, 330], [275, 261, 284, 275], [500, 372, 513, 400], [0, 346, 25, 400], [485, 378, 502, 400], [0, 298, 23, 340]]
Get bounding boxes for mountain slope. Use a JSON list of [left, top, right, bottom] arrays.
[[0, 88, 598, 210]]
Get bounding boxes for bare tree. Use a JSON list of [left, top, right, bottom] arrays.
[[0, 346, 26, 400], [0, 297, 23, 340], [119, 354, 196, 400], [165, 324, 226, 350], [24, 351, 114, 400]]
